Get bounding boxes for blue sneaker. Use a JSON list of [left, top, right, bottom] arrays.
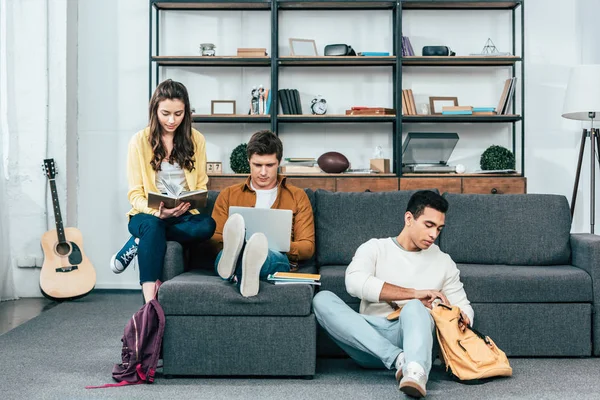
[[110, 236, 138, 274]]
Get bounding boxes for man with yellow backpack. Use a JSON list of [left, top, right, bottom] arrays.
[[313, 191, 474, 398]]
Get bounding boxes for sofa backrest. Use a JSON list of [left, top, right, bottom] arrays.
[[440, 193, 572, 265], [314, 189, 422, 266]]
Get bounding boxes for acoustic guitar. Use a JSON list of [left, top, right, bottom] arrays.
[[40, 158, 96, 300]]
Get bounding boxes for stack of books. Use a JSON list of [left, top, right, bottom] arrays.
[[278, 89, 302, 115], [267, 272, 321, 286], [280, 158, 321, 174], [442, 106, 498, 116], [345, 106, 395, 115]]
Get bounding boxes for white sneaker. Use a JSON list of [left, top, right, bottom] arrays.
[[395, 352, 405, 382], [399, 361, 427, 398], [239, 233, 268, 297], [217, 213, 245, 279]]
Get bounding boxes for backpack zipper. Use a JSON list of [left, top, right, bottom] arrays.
[[132, 315, 139, 361]]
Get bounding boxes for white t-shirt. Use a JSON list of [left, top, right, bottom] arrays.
[[345, 237, 474, 324], [251, 181, 278, 209], [156, 161, 188, 194]]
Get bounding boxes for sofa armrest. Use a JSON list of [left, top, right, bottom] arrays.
[[161, 241, 185, 282], [570, 233, 600, 355]]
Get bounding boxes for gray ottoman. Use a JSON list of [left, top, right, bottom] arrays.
[[158, 269, 317, 377]]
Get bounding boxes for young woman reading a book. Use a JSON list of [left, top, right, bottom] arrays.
[[110, 79, 216, 302]]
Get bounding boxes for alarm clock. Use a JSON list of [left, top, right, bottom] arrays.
[[310, 96, 327, 115]]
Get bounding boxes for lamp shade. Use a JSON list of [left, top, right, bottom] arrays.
[[562, 65, 600, 121]]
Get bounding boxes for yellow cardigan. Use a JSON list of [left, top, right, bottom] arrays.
[[126, 127, 208, 217]]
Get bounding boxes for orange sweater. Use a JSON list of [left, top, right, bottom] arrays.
[[210, 176, 315, 265]]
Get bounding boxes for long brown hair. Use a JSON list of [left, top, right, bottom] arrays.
[[148, 79, 195, 172]]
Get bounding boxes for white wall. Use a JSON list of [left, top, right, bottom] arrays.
[[4, 0, 75, 297], [3, 0, 599, 294]]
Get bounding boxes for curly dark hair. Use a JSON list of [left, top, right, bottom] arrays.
[[148, 79, 195, 172]]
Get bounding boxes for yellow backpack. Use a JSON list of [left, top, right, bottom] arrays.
[[430, 304, 513, 381]]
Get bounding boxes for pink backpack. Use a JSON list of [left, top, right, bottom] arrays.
[[87, 281, 165, 389]]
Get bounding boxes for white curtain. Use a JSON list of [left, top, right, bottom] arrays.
[[0, 0, 16, 301]]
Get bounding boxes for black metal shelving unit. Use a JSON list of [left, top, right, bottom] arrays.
[[149, 0, 525, 176]]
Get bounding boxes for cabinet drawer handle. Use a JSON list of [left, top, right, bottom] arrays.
[[491, 188, 498, 194]]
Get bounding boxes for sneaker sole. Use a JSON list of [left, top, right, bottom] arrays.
[[399, 381, 426, 398], [110, 254, 124, 274], [240, 233, 268, 297], [217, 214, 245, 279]]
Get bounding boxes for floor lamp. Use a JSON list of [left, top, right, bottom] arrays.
[[562, 65, 600, 234]]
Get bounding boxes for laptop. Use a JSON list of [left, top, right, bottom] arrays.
[[228, 206, 293, 252]]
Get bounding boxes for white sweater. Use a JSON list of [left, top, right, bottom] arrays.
[[345, 238, 474, 324]]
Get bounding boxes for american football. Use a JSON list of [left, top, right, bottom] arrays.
[[317, 151, 350, 173]]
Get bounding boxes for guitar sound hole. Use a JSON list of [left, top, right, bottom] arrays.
[[56, 242, 71, 256]]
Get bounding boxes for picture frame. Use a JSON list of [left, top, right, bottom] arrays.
[[289, 38, 318, 56], [211, 100, 236, 115], [207, 161, 222, 174], [429, 97, 459, 115]]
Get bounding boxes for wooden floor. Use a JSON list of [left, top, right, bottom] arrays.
[[0, 297, 57, 335]]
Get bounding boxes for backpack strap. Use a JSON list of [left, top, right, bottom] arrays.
[[85, 380, 143, 389]]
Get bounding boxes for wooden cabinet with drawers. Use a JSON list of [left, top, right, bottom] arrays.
[[207, 175, 527, 194]]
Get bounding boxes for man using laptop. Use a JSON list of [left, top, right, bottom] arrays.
[[210, 130, 315, 297]]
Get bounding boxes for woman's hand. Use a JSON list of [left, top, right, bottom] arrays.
[[156, 202, 190, 219]]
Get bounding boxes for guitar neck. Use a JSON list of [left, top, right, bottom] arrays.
[[49, 179, 66, 243]]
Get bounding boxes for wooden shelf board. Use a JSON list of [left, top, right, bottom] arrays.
[[278, 56, 395, 66], [278, 114, 396, 123], [153, 56, 270, 66], [278, 1, 396, 10], [402, 115, 521, 123], [192, 114, 270, 123], [153, 1, 271, 10], [402, 1, 521, 10], [402, 56, 521, 66], [402, 173, 523, 177]]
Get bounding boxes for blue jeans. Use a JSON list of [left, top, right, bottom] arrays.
[[214, 247, 291, 281], [128, 212, 216, 284], [313, 291, 435, 375]]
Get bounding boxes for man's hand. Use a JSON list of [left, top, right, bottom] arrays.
[[414, 289, 449, 309], [458, 311, 471, 332], [157, 202, 190, 219]]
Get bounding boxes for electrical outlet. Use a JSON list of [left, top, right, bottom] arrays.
[[16, 256, 37, 268]]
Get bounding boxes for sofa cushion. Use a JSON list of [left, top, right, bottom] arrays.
[[318, 265, 360, 305], [315, 190, 423, 266], [441, 194, 571, 265], [458, 264, 592, 303], [159, 270, 314, 316]]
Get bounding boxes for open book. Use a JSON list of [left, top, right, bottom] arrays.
[[148, 178, 208, 210]]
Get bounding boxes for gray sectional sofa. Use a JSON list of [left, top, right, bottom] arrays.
[[158, 189, 600, 377]]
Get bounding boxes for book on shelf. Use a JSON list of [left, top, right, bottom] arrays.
[[443, 106, 473, 112], [358, 51, 390, 56], [267, 272, 321, 285], [402, 89, 417, 115], [345, 107, 395, 115], [237, 47, 268, 57], [278, 89, 302, 115], [285, 157, 316, 162], [280, 165, 322, 174], [401, 36, 415, 56], [496, 77, 517, 115], [148, 178, 208, 210]]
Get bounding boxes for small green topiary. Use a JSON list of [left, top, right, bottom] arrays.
[[480, 145, 515, 170], [230, 143, 250, 174]]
